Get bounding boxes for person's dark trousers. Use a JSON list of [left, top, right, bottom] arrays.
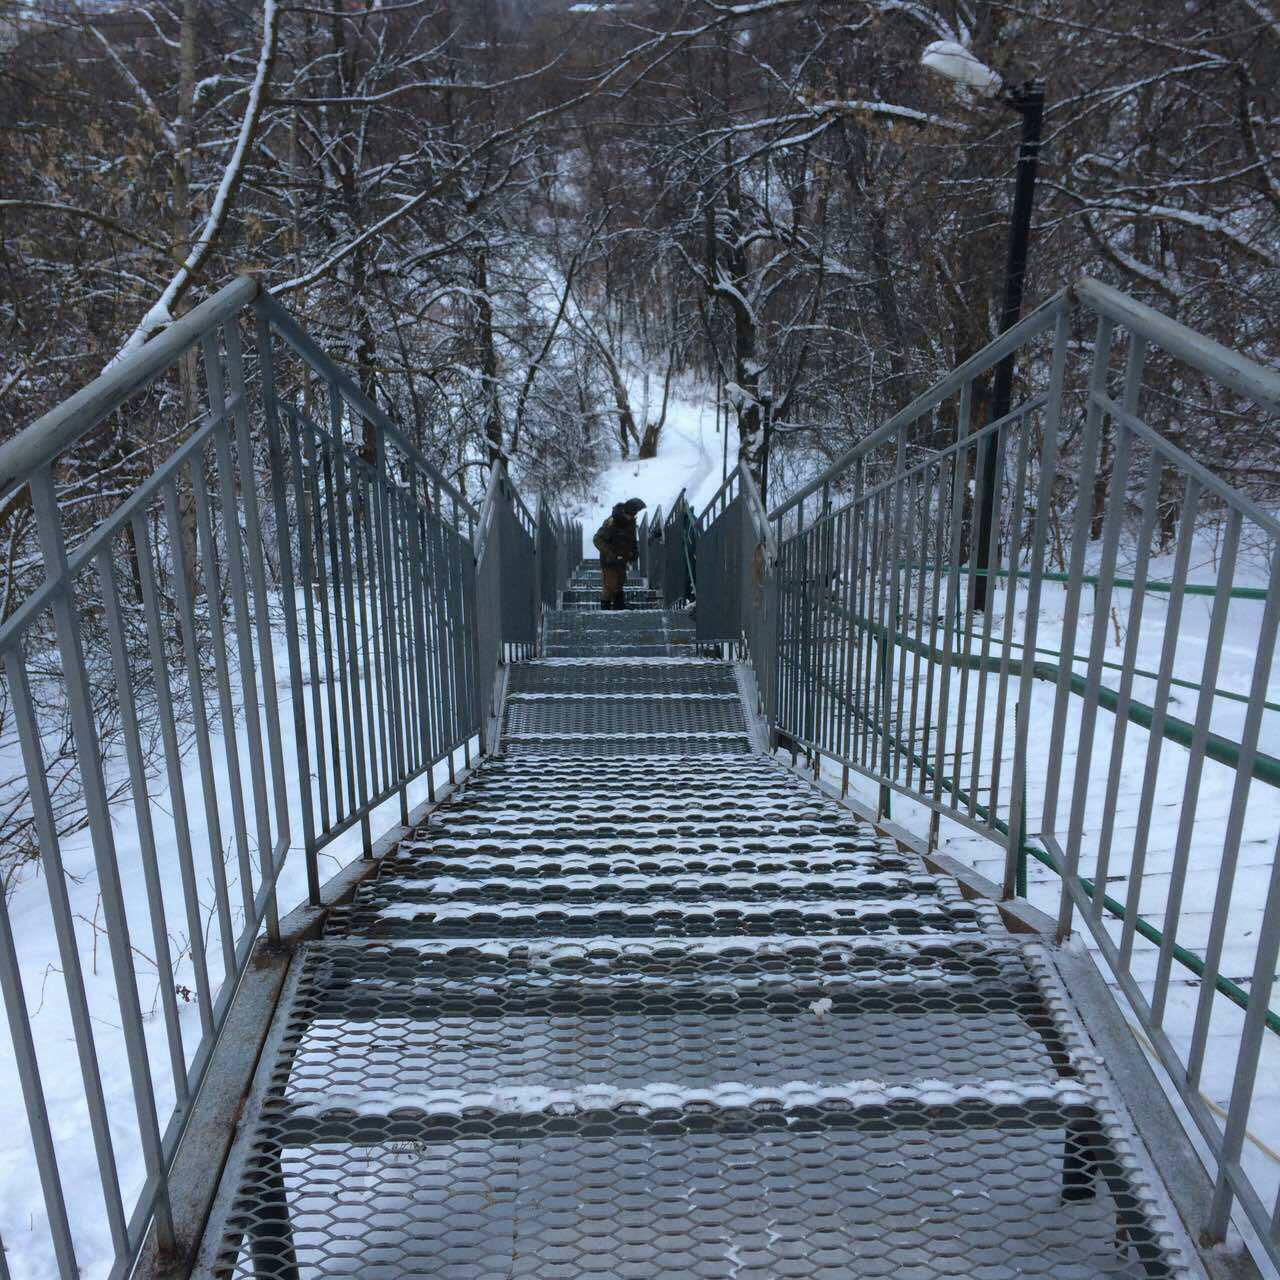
[[601, 561, 627, 610]]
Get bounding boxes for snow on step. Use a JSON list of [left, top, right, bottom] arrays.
[[369, 852, 913, 881], [281, 1076, 1090, 1124]]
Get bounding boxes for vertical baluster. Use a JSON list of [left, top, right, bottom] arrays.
[[300, 424, 346, 826], [1120, 479, 1200, 966], [191, 446, 258, 926], [950, 386, 983, 813], [254, 309, 318, 901], [130, 507, 215, 1035], [967, 422, 1008, 819], [987, 418, 1034, 828], [933, 430, 970, 828], [161, 476, 238, 984], [224, 326, 291, 886], [27, 466, 175, 1249], [1149, 508, 1241, 1019], [1005, 305, 1070, 898], [94, 541, 196, 1073], [349, 458, 385, 802], [1043, 318, 1113, 860], [1187, 544, 1280, 1087], [4, 647, 128, 1263], [205, 337, 280, 935]]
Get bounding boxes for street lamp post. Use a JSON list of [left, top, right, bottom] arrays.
[[975, 80, 1044, 610], [922, 43, 1045, 611]]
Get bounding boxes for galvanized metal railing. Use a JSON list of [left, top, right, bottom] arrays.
[[638, 505, 663, 594], [697, 276, 1280, 1267], [538, 505, 583, 609], [694, 466, 778, 720], [660, 492, 696, 606], [0, 276, 569, 1279]]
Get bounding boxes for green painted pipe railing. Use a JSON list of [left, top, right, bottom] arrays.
[[780, 596, 1280, 1035], [801, 597, 1280, 789], [909, 560, 1271, 600]]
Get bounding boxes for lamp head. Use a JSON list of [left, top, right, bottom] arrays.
[[920, 41, 1002, 98]]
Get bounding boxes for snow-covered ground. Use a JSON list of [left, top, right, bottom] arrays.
[[571, 375, 733, 546]]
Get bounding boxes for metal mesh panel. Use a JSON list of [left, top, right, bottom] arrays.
[[508, 662, 738, 696], [504, 697, 747, 737], [501, 736, 752, 756], [544, 643, 701, 658], [561, 589, 662, 607], [212, 934, 1190, 1280], [215, 1126, 1181, 1280], [547, 619, 694, 643]]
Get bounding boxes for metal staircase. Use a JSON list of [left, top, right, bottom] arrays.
[[198, 560, 1202, 1279], [5, 276, 1278, 1280]]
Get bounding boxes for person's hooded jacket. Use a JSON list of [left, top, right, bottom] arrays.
[[593, 502, 641, 565]]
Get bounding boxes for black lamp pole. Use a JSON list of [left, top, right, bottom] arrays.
[[973, 80, 1044, 612]]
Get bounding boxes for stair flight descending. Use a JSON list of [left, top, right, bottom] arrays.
[[204, 559, 1202, 1279]]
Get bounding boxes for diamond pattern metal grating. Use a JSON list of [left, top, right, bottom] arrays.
[[202, 563, 1200, 1280]]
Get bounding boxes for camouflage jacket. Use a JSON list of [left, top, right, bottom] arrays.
[[592, 514, 638, 565]]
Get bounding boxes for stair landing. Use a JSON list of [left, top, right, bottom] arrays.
[[201, 561, 1201, 1280]]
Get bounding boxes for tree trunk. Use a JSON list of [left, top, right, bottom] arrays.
[[472, 249, 504, 465]]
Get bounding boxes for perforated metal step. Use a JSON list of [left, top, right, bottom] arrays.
[[202, 572, 1202, 1280], [505, 630, 751, 752]]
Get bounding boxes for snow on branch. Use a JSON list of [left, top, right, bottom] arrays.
[[806, 97, 965, 132], [1084, 198, 1279, 271], [0, 201, 172, 256], [1240, 0, 1280, 41], [110, 0, 280, 366], [90, 25, 179, 150]]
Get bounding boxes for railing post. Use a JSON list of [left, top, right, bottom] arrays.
[[255, 306, 321, 905]]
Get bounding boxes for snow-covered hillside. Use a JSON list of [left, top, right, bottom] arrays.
[[573, 377, 732, 545]]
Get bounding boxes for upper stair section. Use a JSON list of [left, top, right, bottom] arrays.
[[506, 561, 751, 755], [544, 560, 689, 655], [559, 558, 663, 610]]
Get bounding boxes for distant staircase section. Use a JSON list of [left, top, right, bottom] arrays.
[[544, 559, 689, 655], [559, 558, 663, 609], [509, 559, 749, 755]]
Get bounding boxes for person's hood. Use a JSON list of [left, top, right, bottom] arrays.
[[623, 498, 647, 516], [612, 502, 633, 522]]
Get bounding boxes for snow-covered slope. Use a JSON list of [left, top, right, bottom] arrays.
[[573, 378, 732, 546]]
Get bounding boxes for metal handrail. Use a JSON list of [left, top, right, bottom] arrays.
[[0, 278, 544, 1279], [768, 285, 1069, 522], [0, 277, 262, 495], [700, 279, 1280, 1269]]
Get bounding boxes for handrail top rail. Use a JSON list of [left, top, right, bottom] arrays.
[[1075, 276, 1280, 411], [0, 275, 261, 495], [768, 274, 1280, 522], [0, 276, 479, 523]]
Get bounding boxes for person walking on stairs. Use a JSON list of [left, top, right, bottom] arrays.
[[592, 498, 645, 609]]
